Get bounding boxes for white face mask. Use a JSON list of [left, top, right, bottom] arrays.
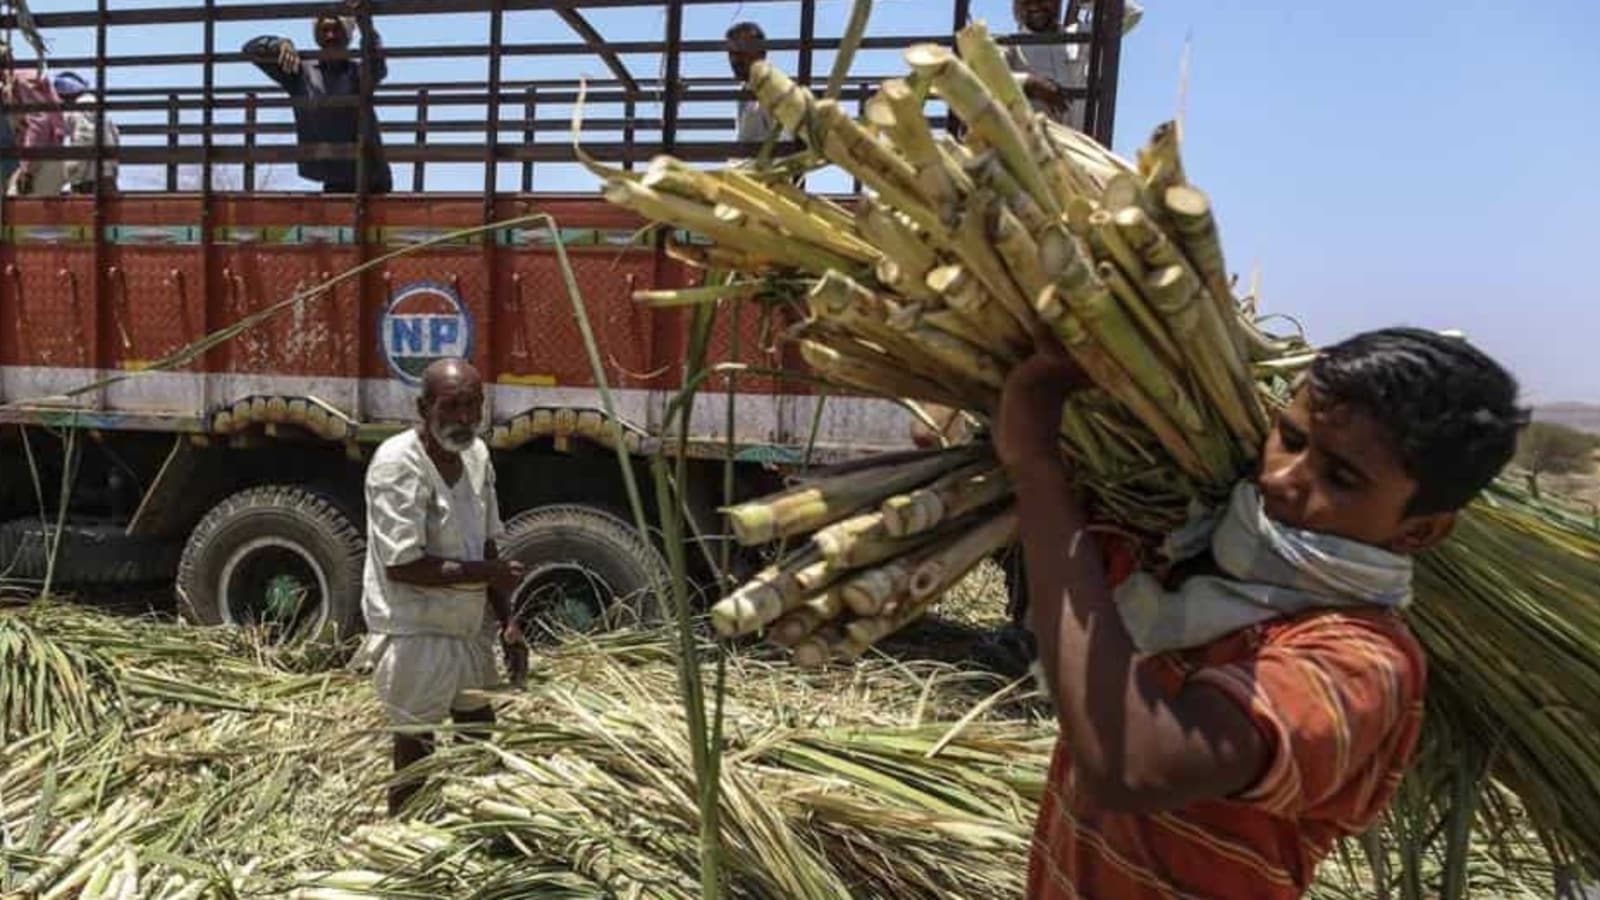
[[429, 417, 477, 454]]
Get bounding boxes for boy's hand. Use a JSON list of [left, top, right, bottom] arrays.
[[994, 326, 1087, 471]]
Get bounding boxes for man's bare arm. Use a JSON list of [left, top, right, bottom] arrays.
[[385, 556, 502, 587]]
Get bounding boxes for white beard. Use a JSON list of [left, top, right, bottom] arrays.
[[430, 419, 476, 454]]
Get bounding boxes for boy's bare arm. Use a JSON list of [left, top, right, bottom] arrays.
[[998, 352, 1266, 813]]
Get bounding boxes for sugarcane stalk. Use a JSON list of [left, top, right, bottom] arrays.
[[1112, 205, 1185, 270], [749, 59, 817, 136], [1041, 280, 1210, 439], [921, 308, 1020, 362], [1040, 308, 1225, 482], [880, 462, 1010, 537], [713, 167, 880, 260], [665, 236, 777, 273], [955, 20, 1032, 129], [791, 558, 837, 594], [1144, 264, 1267, 450], [901, 323, 1008, 390], [964, 149, 1051, 236], [790, 628, 844, 668], [1030, 115, 1101, 206], [770, 606, 829, 647], [807, 272, 998, 391], [989, 204, 1050, 301], [1162, 183, 1253, 358], [814, 99, 941, 229], [845, 509, 1020, 650], [762, 177, 856, 234], [798, 338, 983, 411], [840, 560, 914, 618], [604, 180, 858, 274], [1036, 223, 1098, 297], [880, 78, 971, 213], [926, 264, 1031, 354], [904, 43, 1059, 216], [709, 549, 823, 636], [1113, 205, 1257, 424], [1095, 261, 1183, 367], [722, 443, 983, 547], [1103, 171, 1164, 225], [949, 191, 1037, 328], [908, 506, 1019, 600], [750, 62, 942, 232], [805, 589, 845, 620], [812, 512, 886, 563], [633, 282, 765, 307]]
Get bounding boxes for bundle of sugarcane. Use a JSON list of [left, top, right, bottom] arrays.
[[591, 21, 1600, 870], [597, 21, 1305, 661]]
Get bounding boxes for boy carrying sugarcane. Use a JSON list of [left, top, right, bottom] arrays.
[[996, 327, 1525, 897]]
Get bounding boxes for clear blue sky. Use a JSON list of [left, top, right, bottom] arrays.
[[21, 0, 1600, 402]]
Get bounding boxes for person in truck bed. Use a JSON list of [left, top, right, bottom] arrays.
[[726, 21, 784, 145], [1007, 0, 1144, 129], [0, 37, 66, 197], [996, 327, 1524, 898], [53, 72, 120, 194], [355, 358, 527, 816], [243, 0, 393, 194]]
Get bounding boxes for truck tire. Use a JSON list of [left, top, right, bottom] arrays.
[[176, 486, 365, 648], [0, 517, 181, 584], [499, 504, 668, 640]]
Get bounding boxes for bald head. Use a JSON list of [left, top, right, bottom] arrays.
[[421, 357, 481, 402], [417, 358, 484, 454]]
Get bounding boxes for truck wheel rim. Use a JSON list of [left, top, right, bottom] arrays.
[[217, 536, 332, 643], [514, 563, 616, 637]]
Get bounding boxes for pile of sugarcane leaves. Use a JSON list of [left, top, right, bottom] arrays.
[[0, 587, 1586, 899]]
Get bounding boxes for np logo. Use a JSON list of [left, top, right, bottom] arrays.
[[380, 281, 474, 385]]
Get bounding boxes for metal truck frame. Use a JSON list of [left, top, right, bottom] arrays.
[[0, 0, 1126, 643]]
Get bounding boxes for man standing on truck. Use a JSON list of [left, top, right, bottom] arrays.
[[997, 327, 1524, 896], [727, 22, 780, 144], [53, 72, 119, 194], [358, 357, 527, 816], [243, 0, 393, 194], [1007, 0, 1144, 129], [0, 38, 67, 197]]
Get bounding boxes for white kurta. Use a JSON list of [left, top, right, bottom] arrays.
[[357, 428, 508, 725], [1007, 2, 1145, 129]]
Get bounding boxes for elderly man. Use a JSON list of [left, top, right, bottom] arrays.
[[1007, 0, 1144, 129], [243, 0, 392, 193], [360, 357, 526, 815]]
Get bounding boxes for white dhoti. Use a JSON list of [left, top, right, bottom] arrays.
[[360, 630, 499, 726]]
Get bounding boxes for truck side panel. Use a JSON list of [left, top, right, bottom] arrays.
[[0, 194, 914, 458]]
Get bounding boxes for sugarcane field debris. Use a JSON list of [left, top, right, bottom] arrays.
[[0, 596, 1577, 898]]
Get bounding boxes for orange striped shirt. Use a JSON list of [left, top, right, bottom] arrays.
[[1026, 607, 1427, 900]]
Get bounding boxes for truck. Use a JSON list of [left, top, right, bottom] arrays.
[[0, 0, 1127, 646]]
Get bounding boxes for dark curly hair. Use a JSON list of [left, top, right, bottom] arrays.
[[1308, 327, 1528, 516]]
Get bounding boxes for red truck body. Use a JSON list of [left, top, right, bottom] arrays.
[[0, 0, 1125, 639]]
